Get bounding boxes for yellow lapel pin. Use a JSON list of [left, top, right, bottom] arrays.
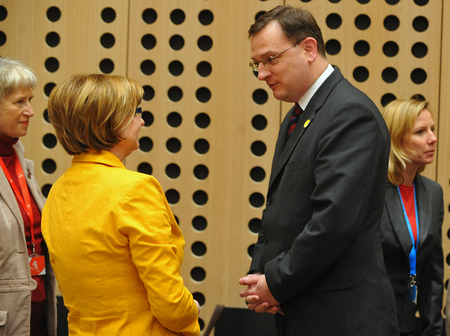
[[303, 119, 311, 128]]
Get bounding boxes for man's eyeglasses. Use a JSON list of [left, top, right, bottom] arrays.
[[249, 39, 303, 73], [135, 107, 142, 118]]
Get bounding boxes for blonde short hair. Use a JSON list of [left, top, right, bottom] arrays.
[[0, 57, 37, 100], [381, 97, 429, 186], [48, 74, 144, 155]]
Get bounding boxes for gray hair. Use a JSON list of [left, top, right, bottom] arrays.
[[0, 57, 37, 100]]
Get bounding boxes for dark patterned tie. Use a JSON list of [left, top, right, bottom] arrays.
[[288, 103, 302, 136]]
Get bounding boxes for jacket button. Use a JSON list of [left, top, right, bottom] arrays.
[[263, 236, 268, 244], [267, 198, 272, 206]]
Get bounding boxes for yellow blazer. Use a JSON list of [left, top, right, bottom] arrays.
[[42, 150, 199, 336]]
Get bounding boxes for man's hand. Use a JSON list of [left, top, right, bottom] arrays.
[[239, 274, 282, 314]]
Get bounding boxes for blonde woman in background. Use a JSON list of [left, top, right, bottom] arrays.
[[381, 97, 444, 336], [42, 74, 200, 335]]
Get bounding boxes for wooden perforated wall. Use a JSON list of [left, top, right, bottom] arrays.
[[1, 0, 449, 331]]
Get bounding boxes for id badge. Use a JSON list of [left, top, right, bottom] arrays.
[[29, 255, 46, 276], [407, 284, 417, 304]]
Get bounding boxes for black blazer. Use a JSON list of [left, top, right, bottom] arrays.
[[250, 68, 399, 336], [381, 176, 444, 335]]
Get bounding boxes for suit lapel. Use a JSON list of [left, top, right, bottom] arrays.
[[270, 111, 290, 175], [268, 67, 343, 191], [0, 144, 28, 234], [268, 107, 315, 189], [414, 176, 431, 251], [385, 177, 431, 260], [385, 184, 413, 257], [0, 169, 24, 225]]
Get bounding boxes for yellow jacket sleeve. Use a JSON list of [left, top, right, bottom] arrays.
[[116, 175, 199, 336]]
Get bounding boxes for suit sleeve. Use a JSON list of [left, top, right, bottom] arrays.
[[117, 176, 200, 336], [265, 99, 389, 303], [249, 231, 268, 273], [417, 185, 444, 335]]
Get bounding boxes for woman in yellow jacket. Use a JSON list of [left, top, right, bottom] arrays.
[[42, 74, 200, 336]]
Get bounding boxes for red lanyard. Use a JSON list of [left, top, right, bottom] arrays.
[[0, 152, 36, 253]]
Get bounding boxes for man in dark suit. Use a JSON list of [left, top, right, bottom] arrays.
[[239, 5, 399, 335]]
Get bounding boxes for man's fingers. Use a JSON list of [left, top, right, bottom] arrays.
[[245, 295, 260, 304], [239, 275, 259, 286], [239, 288, 254, 298], [265, 306, 280, 315], [253, 301, 271, 313]]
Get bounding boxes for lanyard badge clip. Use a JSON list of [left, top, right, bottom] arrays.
[[407, 274, 417, 303], [29, 243, 46, 276]]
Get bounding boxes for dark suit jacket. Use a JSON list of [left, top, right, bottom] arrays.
[[250, 68, 399, 336], [381, 176, 444, 335]]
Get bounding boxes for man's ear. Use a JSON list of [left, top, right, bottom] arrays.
[[303, 37, 318, 62]]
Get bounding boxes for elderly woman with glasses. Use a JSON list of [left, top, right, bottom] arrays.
[[0, 57, 57, 336], [42, 73, 200, 336]]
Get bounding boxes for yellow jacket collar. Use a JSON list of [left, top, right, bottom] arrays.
[[72, 150, 126, 169]]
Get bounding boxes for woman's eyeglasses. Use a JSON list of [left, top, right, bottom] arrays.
[[135, 107, 142, 118]]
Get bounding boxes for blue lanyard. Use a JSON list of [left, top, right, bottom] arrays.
[[397, 183, 419, 276]]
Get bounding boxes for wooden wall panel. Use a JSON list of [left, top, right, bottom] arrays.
[[0, 0, 129, 193], [438, 0, 450, 314], [1, 0, 449, 332], [126, 0, 283, 327]]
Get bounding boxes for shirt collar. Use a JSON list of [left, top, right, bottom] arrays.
[[298, 64, 334, 111]]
